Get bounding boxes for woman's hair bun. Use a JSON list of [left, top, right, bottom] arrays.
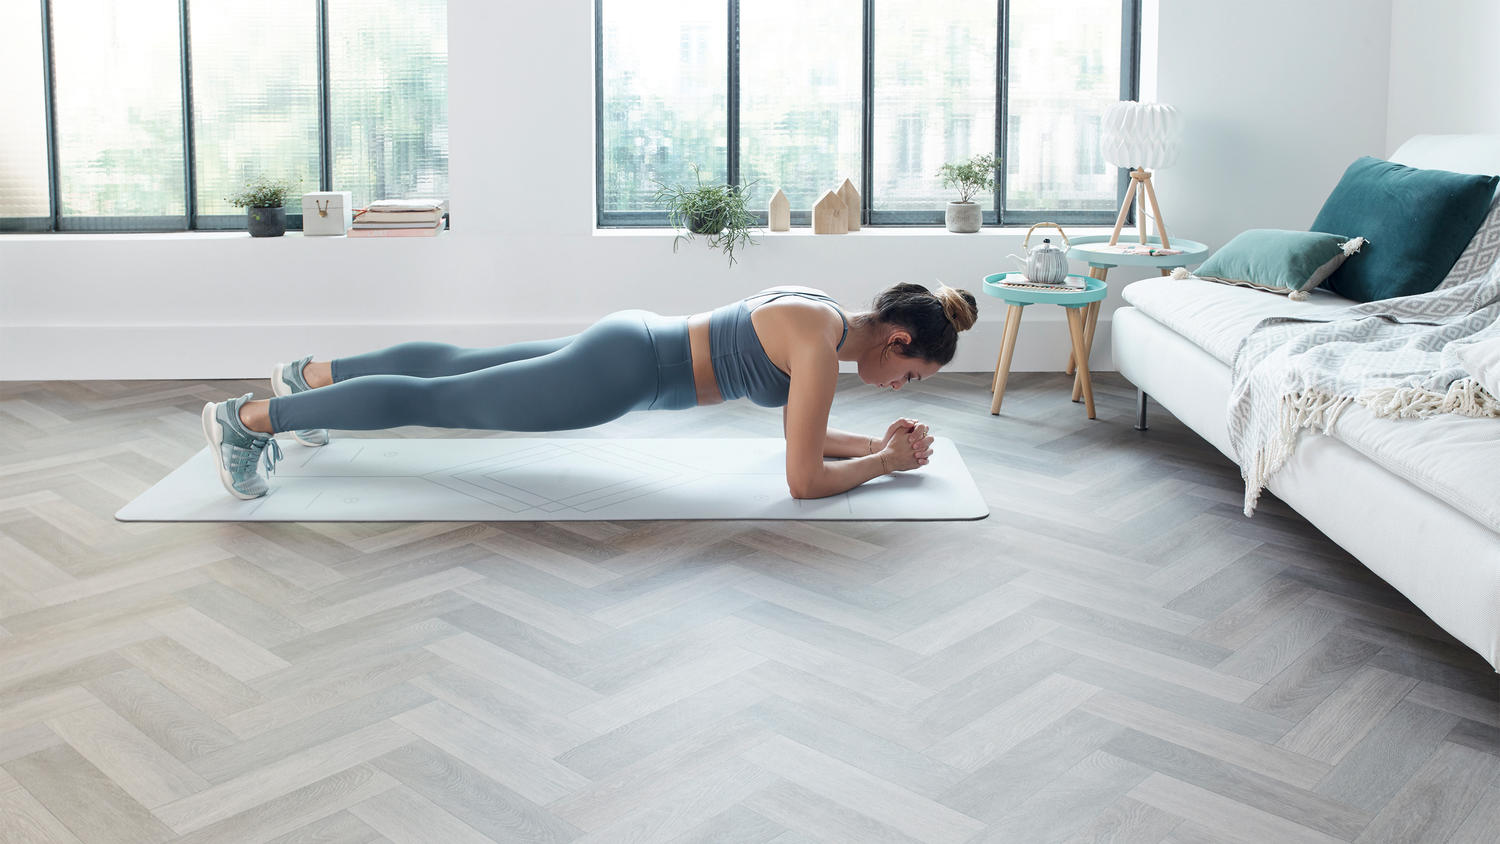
[[934, 283, 978, 332]]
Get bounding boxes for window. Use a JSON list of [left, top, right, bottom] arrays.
[[597, 0, 1140, 227], [0, 0, 51, 231], [598, 2, 726, 221], [1006, 0, 1124, 215], [739, 0, 862, 220], [0, 0, 448, 233], [52, 0, 185, 229], [190, 2, 320, 228], [874, 0, 997, 218]]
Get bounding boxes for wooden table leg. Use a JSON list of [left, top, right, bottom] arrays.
[[1066, 305, 1096, 419], [990, 304, 1024, 414], [1067, 266, 1109, 375], [1072, 300, 1100, 402]]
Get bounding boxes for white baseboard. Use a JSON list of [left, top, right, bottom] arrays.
[[0, 318, 1114, 380]]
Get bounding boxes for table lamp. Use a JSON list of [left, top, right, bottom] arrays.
[[1101, 101, 1182, 247]]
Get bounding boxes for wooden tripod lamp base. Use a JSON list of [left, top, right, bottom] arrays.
[[1108, 168, 1171, 249]]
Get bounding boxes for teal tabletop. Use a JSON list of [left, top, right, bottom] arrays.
[[982, 272, 1106, 307], [1067, 234, 1209, 269]]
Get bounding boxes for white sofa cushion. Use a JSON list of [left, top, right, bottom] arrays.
[[1329, 403, 1500, 534], [1120, 276, 1353, 365]]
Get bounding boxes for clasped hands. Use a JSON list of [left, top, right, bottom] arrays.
[[877, 417, 934, 471]]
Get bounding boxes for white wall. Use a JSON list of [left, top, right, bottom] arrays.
[[1386, 0, 1500, 153], [1, 0, 1399, 381], [1154, 0, 1393, 250]]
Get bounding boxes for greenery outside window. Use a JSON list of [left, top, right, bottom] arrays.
[[0, 0, 448, 234], [597, 0, 1140, 228]]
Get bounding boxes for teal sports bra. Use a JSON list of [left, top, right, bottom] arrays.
[[707, 290, 849, 408]]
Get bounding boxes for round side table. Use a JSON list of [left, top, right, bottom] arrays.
[[1063, 235, 1209, 385], [981, 272, 1107, 419]]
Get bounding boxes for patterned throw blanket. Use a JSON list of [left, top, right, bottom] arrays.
[[1228, 261, 1500, 516]]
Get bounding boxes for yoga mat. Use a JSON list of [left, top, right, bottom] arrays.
[[116, 437, 987, 522]]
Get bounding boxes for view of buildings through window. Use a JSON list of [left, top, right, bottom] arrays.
[[2, 3, 1124, 231], [601, 0, 1130, 222], [0, 0, 448, 231]]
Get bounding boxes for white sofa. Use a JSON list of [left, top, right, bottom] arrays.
[[1112, 135, 1500, 671]]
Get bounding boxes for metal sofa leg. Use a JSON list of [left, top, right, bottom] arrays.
[[1135, 390, 1150, 431]]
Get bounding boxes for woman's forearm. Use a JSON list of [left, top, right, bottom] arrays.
[[823, 426, 878, 458], [796, 452, 891, 499]]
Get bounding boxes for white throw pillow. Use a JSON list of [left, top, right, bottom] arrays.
[[1438, 193, 1500, 289], [1455, 335, 1500, 399]]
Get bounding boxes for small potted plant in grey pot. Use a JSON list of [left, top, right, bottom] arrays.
[[937, 153, 999, 233], [653, 163, 760, 267], [226, 176, 302, 237]]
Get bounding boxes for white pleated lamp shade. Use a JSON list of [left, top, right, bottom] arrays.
[[1101, 101, 1182, 170]]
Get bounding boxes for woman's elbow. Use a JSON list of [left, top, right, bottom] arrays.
[[787, 472, 821, 500]]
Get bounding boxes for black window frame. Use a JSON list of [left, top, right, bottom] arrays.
[[1, 0, 444, 235], [596, 0, 1141, 230]]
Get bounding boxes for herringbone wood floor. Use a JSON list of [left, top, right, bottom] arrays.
[[1, 372, 1497, 844]]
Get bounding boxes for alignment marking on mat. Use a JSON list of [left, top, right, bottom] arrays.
[[431, 472, 550, 513], [466, 451, 677, 513], [565, 440, 714, 476], [448, 443, 572, 473]]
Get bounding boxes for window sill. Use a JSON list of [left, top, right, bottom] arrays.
[[593, 224, 1123, 238], [2, 231, 310, 242], [4, 224, 1127, 242], [0, 231, 451, 242]]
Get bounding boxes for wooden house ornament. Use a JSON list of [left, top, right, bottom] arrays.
[[812, 190, 848, 234], [837, 178, 861, 231], [768, 188, 790, 232]]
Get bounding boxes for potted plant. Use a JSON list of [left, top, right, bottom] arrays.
[[937, 153, 999, 233], [226, 176, 302, 238], [652, 163, 759, 267]]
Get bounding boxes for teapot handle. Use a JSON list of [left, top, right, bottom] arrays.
[[1023, 221, 1071, 250]]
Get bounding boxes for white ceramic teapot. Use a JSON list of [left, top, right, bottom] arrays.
[[1007, 222, 1072, 284]]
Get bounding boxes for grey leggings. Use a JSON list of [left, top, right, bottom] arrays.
[[266, 310, 697, 434]]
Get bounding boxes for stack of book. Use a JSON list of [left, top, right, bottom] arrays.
[[349, 199, 448, 237]]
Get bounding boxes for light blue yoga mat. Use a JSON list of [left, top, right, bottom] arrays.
[[116, 437, 988, 521]]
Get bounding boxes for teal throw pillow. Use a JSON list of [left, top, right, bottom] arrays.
[[1311, 156, 1499, 302], [1194, 229, 1363, 300]]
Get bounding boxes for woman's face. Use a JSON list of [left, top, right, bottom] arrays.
[[859, 345, 942, 391]]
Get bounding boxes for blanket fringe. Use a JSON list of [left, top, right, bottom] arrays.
[[1356, 377, 1500, 419], [1242, 390, 1354, 517]]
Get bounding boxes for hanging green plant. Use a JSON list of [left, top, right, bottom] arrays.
[[652, 163, 760, 267]]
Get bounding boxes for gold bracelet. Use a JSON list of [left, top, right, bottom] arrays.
[[868, 436, 877, 455], [879, 451, 891, 474]]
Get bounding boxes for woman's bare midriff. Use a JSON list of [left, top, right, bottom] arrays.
[[687, 312, 723, 406], [685, 287, 846, 408]]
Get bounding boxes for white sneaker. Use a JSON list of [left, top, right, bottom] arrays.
[[271, 355, 329, 447], [202, 394, 282, 499]]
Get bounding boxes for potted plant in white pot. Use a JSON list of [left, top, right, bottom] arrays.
[[652, 163, 760, 267], [226, 176, 302, 237], [937, 153, 999, 233]]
